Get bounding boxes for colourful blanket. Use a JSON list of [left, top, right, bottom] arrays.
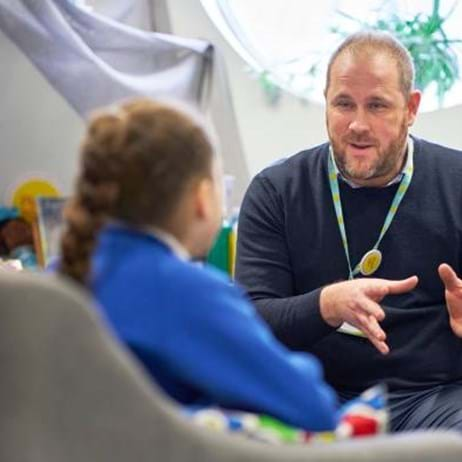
[[185, 385, 387, 444]]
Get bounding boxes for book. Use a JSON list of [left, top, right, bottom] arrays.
[[35, 196, 68, 268]]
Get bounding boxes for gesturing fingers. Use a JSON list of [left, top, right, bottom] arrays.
[[385, 276, 419, 295], [351, 276, 417, 354], [438, 263, 462, 292], [345, 293, 389, 354], [353, 310, 389, 355], [320, 276, 417, 340], [352, 294, 385, 321], [364, 276, 418, 300], [367, 332, 390, 355]]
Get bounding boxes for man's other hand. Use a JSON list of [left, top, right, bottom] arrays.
[[438, 263, 462, 338]]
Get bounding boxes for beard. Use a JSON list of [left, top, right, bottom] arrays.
[[330, 120, 408, 183]]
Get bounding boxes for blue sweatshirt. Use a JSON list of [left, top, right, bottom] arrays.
[[90, 225, 338, 431]]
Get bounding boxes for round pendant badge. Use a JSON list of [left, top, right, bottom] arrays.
[[359, 249, 382, 276]]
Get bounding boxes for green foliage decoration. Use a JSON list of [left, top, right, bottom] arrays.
[[334, 0, 462, 106], [256, 0, 461, 107]]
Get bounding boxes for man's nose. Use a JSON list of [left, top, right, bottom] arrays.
[[348, 109, 370, 134]]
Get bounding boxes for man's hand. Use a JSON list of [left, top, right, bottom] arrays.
[[438, 263, 462, 338], [320, 276, 419, 355]]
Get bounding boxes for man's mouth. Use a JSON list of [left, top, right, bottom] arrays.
[[348, 142, 374, 151]]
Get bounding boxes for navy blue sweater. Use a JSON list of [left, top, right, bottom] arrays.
[[236, 137, 462, 392]]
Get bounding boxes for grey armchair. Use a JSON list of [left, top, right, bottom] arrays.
[[0, 271, 461, 462]]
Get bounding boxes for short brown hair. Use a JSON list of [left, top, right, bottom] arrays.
[[325, 30, 415, 97], [60, 99, 214, 284]]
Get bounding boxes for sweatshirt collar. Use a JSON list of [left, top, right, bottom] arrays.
[[108, 221, 190, 261], [147, 226, 190, 261]]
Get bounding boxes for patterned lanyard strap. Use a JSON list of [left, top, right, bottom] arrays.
[[327, 140, 414, 279]]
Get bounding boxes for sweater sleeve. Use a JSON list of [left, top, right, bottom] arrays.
[[150, 272, 338, 432], [235, 173, 335, 350]]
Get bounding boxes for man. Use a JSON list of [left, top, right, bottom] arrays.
[[236, 31, 462, 432]]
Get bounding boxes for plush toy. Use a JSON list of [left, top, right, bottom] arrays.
[[0, 217, 37, 269], [0, 218, 34, 251]]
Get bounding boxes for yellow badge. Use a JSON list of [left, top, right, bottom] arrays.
[[359, 249, 382, 276]]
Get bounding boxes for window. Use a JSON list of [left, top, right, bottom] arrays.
[[201, 0, 462, 111]]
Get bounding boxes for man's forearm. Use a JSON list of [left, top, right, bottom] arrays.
[[252, 288, 335, 350]]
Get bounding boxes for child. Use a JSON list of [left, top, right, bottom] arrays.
[[59, 99, 338, 432]]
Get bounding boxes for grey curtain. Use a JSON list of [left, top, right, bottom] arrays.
[[0, 0, 213, 116]]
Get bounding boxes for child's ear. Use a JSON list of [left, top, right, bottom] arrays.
[[193, 177, 213, 220]]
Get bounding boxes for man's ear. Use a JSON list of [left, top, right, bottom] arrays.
[[407, 90, 421, 127]]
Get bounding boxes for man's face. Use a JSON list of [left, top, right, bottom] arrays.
[[325, 51, 420, 187]]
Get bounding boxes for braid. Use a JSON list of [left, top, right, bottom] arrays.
[[59, 114, 125, 285], [59, 99, 214, 285]]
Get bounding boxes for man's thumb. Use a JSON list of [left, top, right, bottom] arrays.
[[387, 275, 419, 294], [438, 264, 459, 291]]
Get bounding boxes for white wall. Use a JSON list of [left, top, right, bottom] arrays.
[[0, 31, 83, 203], [413, 104, 462, 149]]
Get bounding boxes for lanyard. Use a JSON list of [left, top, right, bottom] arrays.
[[327, 140, 414, 279]]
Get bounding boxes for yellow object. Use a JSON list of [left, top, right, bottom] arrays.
[[359, 249, 382, 276], [228, 226, 237, 277], [11, 178, 60, 222]]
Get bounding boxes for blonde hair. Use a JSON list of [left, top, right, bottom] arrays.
[[325, 30, 415, 97]]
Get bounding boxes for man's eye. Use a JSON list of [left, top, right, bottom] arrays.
[[335, 101, 352, 109], [369, 102, 387, 110]]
